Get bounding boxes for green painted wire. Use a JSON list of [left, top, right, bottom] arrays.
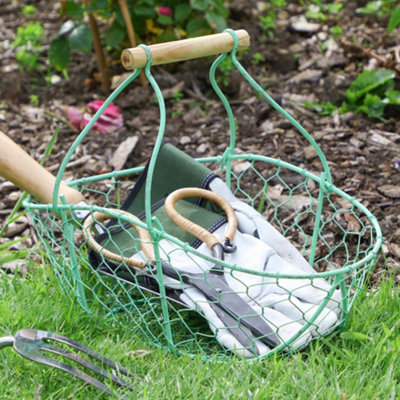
[[222, 28, 333, 185], [209, 53, 236, 186], [136, 44, 175, 352], [52, 70, 141, 212], [35, 30, 384, 359], [137, 45, 166, 234]]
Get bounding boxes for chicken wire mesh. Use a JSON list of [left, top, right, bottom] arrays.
[[22, 30, 382, 359]]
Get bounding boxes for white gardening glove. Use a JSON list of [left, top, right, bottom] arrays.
[[181, 286, 308, 358], [191, 225, 338, 342], [208, 177, 342, 314], [253, 293, 338, 337], [130, 223, 337, 358]]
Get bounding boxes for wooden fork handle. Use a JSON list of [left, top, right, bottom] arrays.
[[121, 29, 250, 70], [0, 130, 84, 205]]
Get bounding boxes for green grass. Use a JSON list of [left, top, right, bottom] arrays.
[[1, 259, 400, 399]]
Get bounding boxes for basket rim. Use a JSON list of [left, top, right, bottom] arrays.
[[23, 153, 383, 280]]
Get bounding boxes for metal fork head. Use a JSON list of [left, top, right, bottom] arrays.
[[3, 329, 134, 398]]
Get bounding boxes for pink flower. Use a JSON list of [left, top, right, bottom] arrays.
[[66, 100, 123, 134], [157, 6, 172, 17]]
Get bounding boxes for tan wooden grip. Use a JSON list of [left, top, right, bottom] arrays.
[[121, 29, 250, 70], [82, 210, 155, 269], [0, 130, 84, 205], [165, 188, 237, 250]]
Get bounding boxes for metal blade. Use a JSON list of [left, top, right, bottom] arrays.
[[189, 273, 279, 347], [209, 303, 259, 356], [99, 266, 188, 307], [141, 263, 278, 348]]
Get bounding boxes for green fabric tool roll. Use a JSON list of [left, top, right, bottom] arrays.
[[89, 143, 227, 266]]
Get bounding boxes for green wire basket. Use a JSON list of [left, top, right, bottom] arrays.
[[23, 29, 383, 359]]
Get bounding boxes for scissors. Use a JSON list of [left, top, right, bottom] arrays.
[[83, 188, 279, 355]]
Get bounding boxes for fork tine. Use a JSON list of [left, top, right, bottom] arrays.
[[13, 329, 135, 398], [34, 330, 135, 377], [39, 342, 134, 389], [19, 350, 128, 398]]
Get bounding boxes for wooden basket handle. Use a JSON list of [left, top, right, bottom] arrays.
[[0, 130, 84, 205], [121, 29, 250, 70], [164, 188, 237, 251]]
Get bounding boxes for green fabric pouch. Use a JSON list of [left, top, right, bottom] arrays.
[[89, 142, 226, 272]]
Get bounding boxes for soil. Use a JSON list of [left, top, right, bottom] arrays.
[[1, 1, 399, 280]]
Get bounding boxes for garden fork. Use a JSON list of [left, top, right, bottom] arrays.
[[0, 328, 135, 398]]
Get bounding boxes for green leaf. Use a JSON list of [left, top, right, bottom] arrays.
[[212, 0, 229, 18], [359, 93, 387, 118], [306, 10, 327, 21], [16, 50, 38, 71], [385, 89, 400, 105], [326, 3, 343, 14], [388, 5, 400, 33], [68, 24, 92, 53], [158, 15, 173, 25], [133, 5, 157, 18], [164, 31, 179, 41], [85, 0, 108, 12], [142, 0, 154, 4], [381, 322, 392, 338], [22, 5, 37, 16], [186, 19, 209, 35], [339, 101, 350, 114], [41, 125, 60, 164], [12, 21, 44, 47], [62, 0, 84, 20], [190, 0, 210, 11], [340, 331, 372, 341], [175, 4, 192, 22], [0, 250, 29, 266], [105, 23, 125, 47], [0, 237, 29, 250], [303, 100, 337, 116], [49, 38, 70, 71], [57, 20, 75, 37], [346, 69, 395, 103], [206, 11, 227, 32], [356, 1, 383, 15]]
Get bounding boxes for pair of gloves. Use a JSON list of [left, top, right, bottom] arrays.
[[132, 177, 342, 358]]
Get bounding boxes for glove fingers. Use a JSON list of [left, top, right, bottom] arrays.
[[181, 288, 268, 358], [261, 274, 342, 313], [257, 293, 338, 337], [182, 288, 312, 357], [248, 303, 312, 350]]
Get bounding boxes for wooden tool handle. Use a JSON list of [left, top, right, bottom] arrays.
[[165, 187, 237, 251], [121, 29, 250, 70], [0, 130, 84, 205], [82, 210, 155, 269]]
